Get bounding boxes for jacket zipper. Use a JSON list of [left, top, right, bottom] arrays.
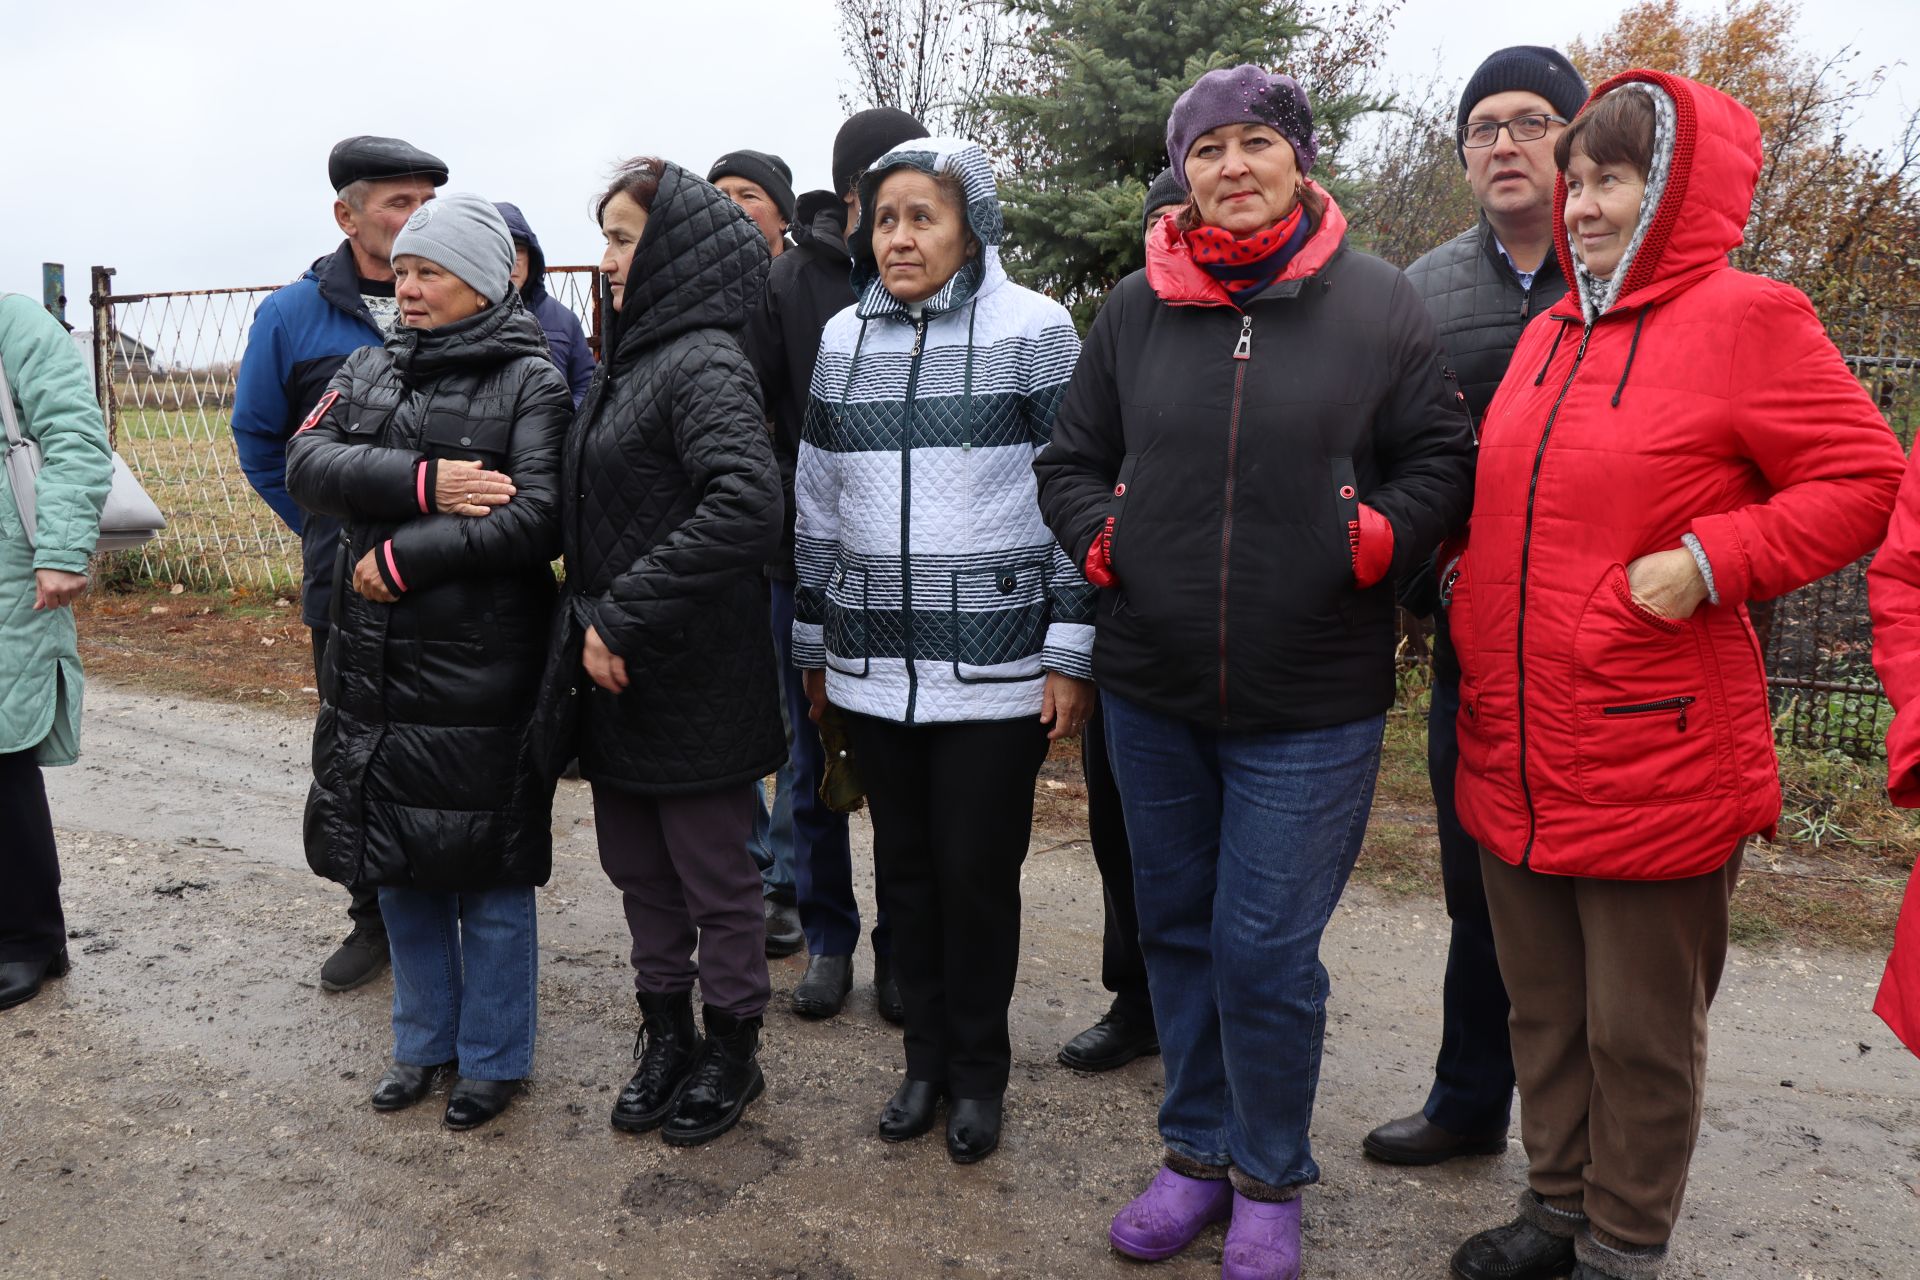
[[1602, 695, 1694, 731], [1219, 316, 1252, 717], [899, 316, 928, 723], [1515, 321, 1592, 865]]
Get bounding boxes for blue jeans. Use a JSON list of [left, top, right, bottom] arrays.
[[749, 764, 797, 901], [766, 577, 889, 957], [377, 885, 538, 1081], [1101, 692, 1384, 1191]]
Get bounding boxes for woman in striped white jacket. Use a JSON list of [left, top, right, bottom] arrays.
[[793, 136, 1095, 1163]]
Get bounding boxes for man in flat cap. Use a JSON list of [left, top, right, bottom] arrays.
[[232, 134, 447, 994]]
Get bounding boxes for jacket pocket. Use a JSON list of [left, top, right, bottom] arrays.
[[1571, 565, 1724, 805], [951, 561, 1048, 684], [1439, 551, 1474, 678], [824, 561, 871, 678], [421, 410, 511, 464]]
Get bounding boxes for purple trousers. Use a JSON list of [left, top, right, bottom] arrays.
[[591, 783, 769, 1018]]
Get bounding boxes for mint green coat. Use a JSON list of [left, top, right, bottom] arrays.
[[0, 294, 111, 765]]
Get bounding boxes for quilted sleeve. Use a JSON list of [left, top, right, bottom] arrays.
[[285, 351, 428, 524], [592, 337, 781, 660], [1034, 287, 1128, 572], [1688, 285, 1906, 605], [791, 337, 845, 670], [0, 296, 111, 574], [1022, 305, 1095, 680]]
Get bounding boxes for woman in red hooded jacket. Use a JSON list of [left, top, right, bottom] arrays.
[[1444, 72, 1904, 1280], [1866, 457, 1920, 1060]]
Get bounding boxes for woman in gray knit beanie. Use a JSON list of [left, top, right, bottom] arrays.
[[287, 188, 573, 1133]]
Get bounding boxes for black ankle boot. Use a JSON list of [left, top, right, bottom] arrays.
[[661, 1006, 766, 1147], [611, 989, 702, 1134]]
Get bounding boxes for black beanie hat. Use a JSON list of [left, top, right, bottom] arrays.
[[709, 150, 796, 225], [832, 108, 931, 197], [1141, 167, 1185, 239], [1455, 46, 1590, 164]]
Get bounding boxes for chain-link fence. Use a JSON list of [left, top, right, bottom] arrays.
[[1761, 306, 1920, 758], [86, 263, 602, 592], [83, 268, 1917, 754]]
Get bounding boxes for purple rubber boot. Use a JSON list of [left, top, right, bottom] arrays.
[[1221, 1191, 1302, 1280], [1109, 1166, 1234, 1261]]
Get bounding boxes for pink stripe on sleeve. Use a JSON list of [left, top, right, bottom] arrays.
[[416, 460, 430, 513], [382, 540, 408, 592]]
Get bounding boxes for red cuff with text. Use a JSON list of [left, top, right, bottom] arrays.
[[1351, 503, 1394, 589], [1084, 516, 1116, 589]]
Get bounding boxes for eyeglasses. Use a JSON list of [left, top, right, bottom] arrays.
[[1458, 113, 1568, 148]]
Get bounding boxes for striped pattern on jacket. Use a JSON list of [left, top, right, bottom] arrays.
[[793, 136, 1094, 724]]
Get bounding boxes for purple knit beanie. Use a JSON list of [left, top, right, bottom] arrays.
[[1166, 65, 1317, 191]]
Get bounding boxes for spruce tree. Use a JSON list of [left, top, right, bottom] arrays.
[[993, 0, 1386, 325]]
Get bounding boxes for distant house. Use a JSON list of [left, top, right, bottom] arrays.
[[70, 329, 162, 375]]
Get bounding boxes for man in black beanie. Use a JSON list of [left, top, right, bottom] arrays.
[[1364, 46, 1586, 1184], [741, 107, 927, 1022], [710, 150, 797, 258]]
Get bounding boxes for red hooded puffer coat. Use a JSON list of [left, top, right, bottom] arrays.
[[1450, 69, 1905, 881]]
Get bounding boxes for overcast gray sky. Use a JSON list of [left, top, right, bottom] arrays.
[[2, 0, 1913, 304]]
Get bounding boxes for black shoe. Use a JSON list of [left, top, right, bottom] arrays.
[[1451, 1217, 1578, 1280], [320, 928, 389, 993], [0, 947, 70, 1011], [611, 990, 702, 1134], [662, 1007, 766, 1147], [764, 898, 805, 959], [791, 954, 852, 1018], [946, 1093, 1003, 1164], [444, 1078, 522, 1130], [370, 1061, 447, 1112], [1364, 1110, 1508, 1165], [878, 1078, 946, 1142], [1058, 1000, 1159, 1072], [873, 952, 905, 1024]]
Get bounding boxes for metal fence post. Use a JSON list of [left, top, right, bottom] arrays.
[[89, 265, 117, 449]]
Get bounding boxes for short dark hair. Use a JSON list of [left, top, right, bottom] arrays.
[[1554, 89, 1655, 177], [595, 156, 666, 223]]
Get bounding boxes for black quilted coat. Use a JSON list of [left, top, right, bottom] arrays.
[[554, 162, 786, 795], [287, 294, 570, 890]]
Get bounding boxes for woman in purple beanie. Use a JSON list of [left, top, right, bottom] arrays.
[[1036, 64, 1473, 1278]]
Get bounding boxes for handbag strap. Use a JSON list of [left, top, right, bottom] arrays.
[[0, 351, 24, 453]]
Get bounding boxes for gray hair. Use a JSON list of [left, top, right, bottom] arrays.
[[335, 179, 373, 212]]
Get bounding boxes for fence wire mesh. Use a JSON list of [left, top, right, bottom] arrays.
[[87, 270, 1914, 755], [90, 264, 601, 594]]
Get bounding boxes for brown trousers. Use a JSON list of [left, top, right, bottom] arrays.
[[1480, 842, 1745, 1248]]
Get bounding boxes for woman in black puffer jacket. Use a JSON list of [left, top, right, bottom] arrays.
[[547, 157, 784, 1149], [288, 194, 569, 1132]]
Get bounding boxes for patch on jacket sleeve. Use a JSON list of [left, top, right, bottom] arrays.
[[297, 389, 341, 433]]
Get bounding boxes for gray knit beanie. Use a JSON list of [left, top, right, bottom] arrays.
[[390, 192, 515, 303]]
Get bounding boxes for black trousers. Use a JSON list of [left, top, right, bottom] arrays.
[[1083, 700, 1150, 1017], [845, 711, 1049, 1098], [1423, 673, 1515, 1132], [312, 625, 384, 938], [0, 749, 65, 962]]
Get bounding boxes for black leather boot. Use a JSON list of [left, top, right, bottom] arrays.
[[1451, 1193, 1584, 1280], [946, 1093, 1004, 1164], [662, 1006, 766, 1146], [611, 990, 702, 1134], [443, 1078, 522, 1130], [878, 1078, 946, 1142], [370, 1060, 447, 1112], [0, 946, 69, 1010]]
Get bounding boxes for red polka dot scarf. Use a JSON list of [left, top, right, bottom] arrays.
[[1181, 202, 1311, 297]]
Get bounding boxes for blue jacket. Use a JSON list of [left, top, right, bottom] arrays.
[[496, 202, 596, 407], [231, 241, 383, 626]]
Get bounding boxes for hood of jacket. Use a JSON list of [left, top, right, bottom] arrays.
[[850, 136, 1007, 321], [385, 290, 553, 381], [1552, 69, 1763, 322], [605, 161, 770, 365], [792, 189, 850, 257], [494, 201, 550, 305], [1142, 180, 1349, 308]]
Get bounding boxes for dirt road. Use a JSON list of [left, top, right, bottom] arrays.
[[3, 684, 1915, 1278]]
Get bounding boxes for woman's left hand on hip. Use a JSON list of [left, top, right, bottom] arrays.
[[583, 624, 629, 694], [351, 550, 397, 604], [1041, 673, 1098, 742], [1626, 547, 1710, 620]]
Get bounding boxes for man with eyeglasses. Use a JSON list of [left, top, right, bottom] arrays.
[[1364, 45, 1588, 1169]]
